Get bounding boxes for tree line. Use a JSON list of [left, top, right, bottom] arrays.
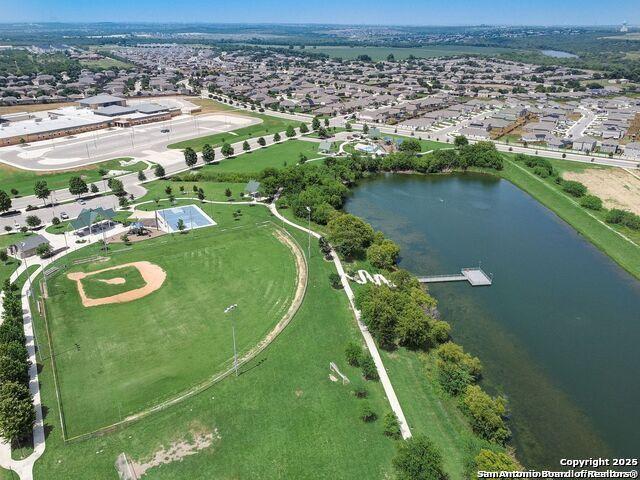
[[0, 280, 36, 445]]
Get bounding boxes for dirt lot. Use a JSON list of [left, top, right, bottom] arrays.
[[564, 168, 640, 215], [0, 102, 74, 115]]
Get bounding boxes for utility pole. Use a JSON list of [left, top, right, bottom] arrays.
[[224, 304, 239, 376]]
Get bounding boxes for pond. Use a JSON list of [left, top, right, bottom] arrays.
[[345, 172, 640, 468], [540, 49, 579, 58]]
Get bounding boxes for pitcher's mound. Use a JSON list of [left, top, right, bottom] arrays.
[[67, 261, 166, 307]]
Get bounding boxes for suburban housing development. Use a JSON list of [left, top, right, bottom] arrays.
[[0, 15, 638, 480]]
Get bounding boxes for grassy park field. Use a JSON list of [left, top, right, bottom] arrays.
[[40, 214, 299, 438], [204, 139, 325, 174], [137, 180, 251, 204], [0, 157, 144, 198], [29, 204, 401, 479]]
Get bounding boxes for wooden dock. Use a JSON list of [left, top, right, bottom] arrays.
[[418, 268, 493, 286]]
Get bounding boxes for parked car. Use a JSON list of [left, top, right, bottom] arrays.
[[78, 199, 86, 206], [60, 212, 69, 220]]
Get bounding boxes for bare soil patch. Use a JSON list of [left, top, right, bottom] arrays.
[[564, 168, 640, 215], [67, 261, 166, 307], [131, 429, 220, 478]]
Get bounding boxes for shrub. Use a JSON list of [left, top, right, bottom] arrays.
[[359, 402, 377, 422], [392, 435, 447, 480], [345, 341, 363, 367], [561, 180, 587, 197], [473, 449, 522, 478], [329, 273, 343, 289], [461, 385, 511, 445], [383, 412, 401, 439], [532, 165, 549, 178], [353, 385, 368, 398], [580, 194, 603, 210], [360, 355, 379, 381]]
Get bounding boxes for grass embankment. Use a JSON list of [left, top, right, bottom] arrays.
[[381, 349, 493, 479], [31, 205, 400, 478], [0, 158, 143, 198], [497, 155, 640, 279], [168, 110, 302, 152], [203, 140, 324, 174]]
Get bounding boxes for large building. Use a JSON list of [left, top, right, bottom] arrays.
[[0, 96, 179, 146]]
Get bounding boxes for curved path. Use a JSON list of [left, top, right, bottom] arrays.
[[266, 202, 412, 439], [0, 263, 47, 480]]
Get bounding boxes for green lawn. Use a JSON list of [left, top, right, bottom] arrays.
[[0, 158, 142, 198], [496, 155, 640, 279], [31, 205, 400, 479], [168, 112, 303, 152], [204, 140, 324, 174], [80, 265, 147, 299], [42, 215, 299, 438], [0, 257, 21, 288], [137, 180, 251, 204]]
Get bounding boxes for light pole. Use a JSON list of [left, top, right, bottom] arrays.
[[305, 206, 311, 260], [224, 304, 239, 376]]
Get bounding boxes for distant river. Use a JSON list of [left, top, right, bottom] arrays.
[[345, 172, 640, 468], [541, 49, 579, 58]]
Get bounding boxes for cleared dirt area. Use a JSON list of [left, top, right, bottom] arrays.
[[0, 102, 74, 115], [67, 261, 166, 307], [132, 429, 220, 478], [564, 168, 640, 215]]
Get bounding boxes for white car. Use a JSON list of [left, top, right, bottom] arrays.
[[60, 212, 69, 220]]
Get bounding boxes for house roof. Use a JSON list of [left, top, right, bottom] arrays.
[[14, 234, 49, 252]]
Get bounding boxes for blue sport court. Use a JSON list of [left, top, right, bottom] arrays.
[[157, 204, 217, 232]]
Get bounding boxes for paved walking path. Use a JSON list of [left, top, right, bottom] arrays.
[[266, 203, 412, 439], [0, 262, 46, 480]]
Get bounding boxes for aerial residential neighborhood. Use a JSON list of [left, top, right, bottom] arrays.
[[0, 4, 638, 480]]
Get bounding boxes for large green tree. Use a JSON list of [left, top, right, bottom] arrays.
[[0, 381, 35, 443], [392, 435, 447, 480], [0, 190, 12, 214], [202, 143, 215, 163], [327, 214, 374, 259], [33, 180, 50, 207], [68, 176, 88, 196], [184, 147, 198, 168]]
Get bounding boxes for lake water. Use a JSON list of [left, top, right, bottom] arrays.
[[541, 49, 579, 58], [345, 172, 640, 468]]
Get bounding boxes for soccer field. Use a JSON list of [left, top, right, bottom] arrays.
[[41, 220, 301, 438]]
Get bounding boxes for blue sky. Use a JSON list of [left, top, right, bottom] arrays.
[[2, 0, 638, 25]]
